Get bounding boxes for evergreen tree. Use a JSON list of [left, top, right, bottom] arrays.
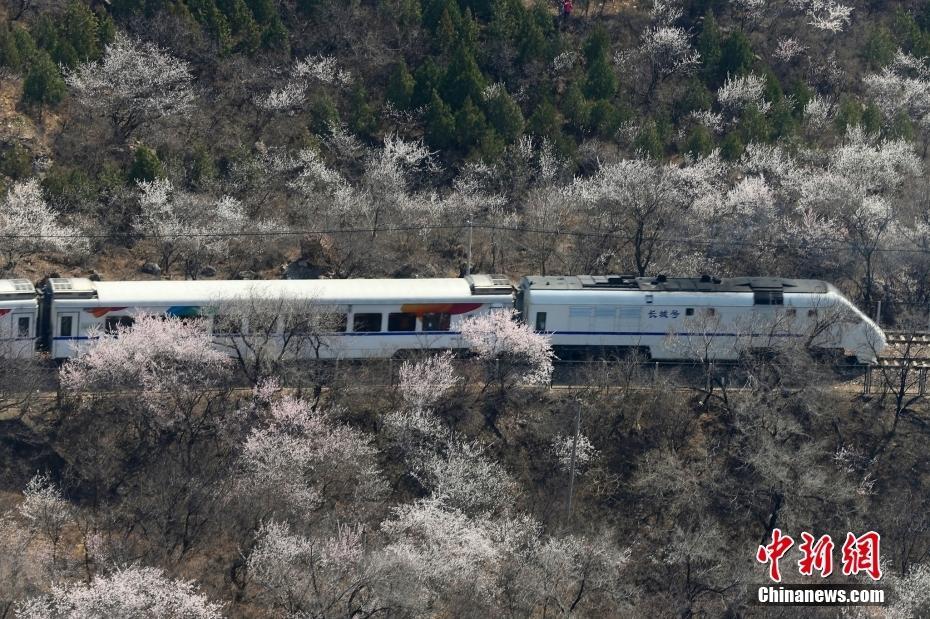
[[634, 120, 663, 158], [562, 83, 591, 134], [527, 99, 563, 141], [349, 83, 377, 137], [685, 125, 714, 158], [718, 31, 753, 80], [738, 104, 771, 144], [441, 45, 486, 107], [589, 100, 623, 139], [128, 146, 165, 183], [697, 11, 721, 76], [426, 90, 456, 149], [484, 88, 524, 141], [386, 60, 415, 109], [22, 51, 66, 106], [413, 58, 443, 108], [455, 97, 488, 148], [720, 131, 744, 160], [0, 26, 24, 72], [582, 27, 617, 100]]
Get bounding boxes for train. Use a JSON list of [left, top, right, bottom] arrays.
[[0, 273, 886, 363]]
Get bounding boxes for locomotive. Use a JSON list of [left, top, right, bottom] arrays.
[[0, 274, 886, 363]]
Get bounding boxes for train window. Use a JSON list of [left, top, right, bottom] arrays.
[[754, 291, 784, 305], [104, 316, 135, 334], [536, 312, 547, 331], [422, 312, 451, 332], [320, 313, 348, 333], [808, 309, 818, 318], [59, 315, 73, 337], [705, 308, 716, 317], [353, 313, 382, 333], [388, 312, 417, 332], [282, 313, 347, 334], [785, 308, 797, 318], [213, 313, 242, 335], [645, 294, 654, 304], [17, 316, 30, 337], [685, 308, 694, 316]]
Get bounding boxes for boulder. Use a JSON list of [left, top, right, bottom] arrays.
[[141, 262, 161, 276]]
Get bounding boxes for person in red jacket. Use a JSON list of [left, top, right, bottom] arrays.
[[562, 0, 573, 18]]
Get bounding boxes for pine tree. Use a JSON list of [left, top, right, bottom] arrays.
[[128, 146, 165, 183], [349, 83, 377, 137], [455, 96, 488, 148], [426, 90, 456, 149], [484, 88, 524, 141], [441, 45, 486, 107], [685, 125, 714, 158], [22, 51, 66, 106], [386, 60, 415, 109]]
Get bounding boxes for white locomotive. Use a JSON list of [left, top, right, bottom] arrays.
[[0, 274, 886, 363], [519, 275, 886, 364]]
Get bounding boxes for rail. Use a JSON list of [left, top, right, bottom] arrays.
[[7, 354, 930, 400]]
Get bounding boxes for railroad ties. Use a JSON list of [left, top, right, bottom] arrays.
[[865, 331, 930, 394]]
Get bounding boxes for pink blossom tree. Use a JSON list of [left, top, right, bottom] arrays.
[[60, 313, 231, 429], [460, 309, 553, 399]]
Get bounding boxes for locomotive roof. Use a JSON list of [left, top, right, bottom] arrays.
[[521, 275, 829, 294], [47, 275, 513, 305]]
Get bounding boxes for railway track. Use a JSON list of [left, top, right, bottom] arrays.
[[878, 330, 930, 368]]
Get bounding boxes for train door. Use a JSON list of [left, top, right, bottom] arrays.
[[53, 311, 79, 358], [10, 310, 34, 357]]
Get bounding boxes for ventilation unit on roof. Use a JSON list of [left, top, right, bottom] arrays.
[[466, 274, 514, 295], [47, 278, 97, 298], [12, 280, 33, 292], [579, 275, 639, 288]]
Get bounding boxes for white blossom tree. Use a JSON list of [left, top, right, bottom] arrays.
[[563, 153, 726, 275], [65, 32, 195, 137], [16, 567, 223, 619], [18, 474, 71, 565], [254, 54, 351, 113], [135, 178, 266, 279], [864, 51, 930, 156], [639, 27, 700, 99], [717, 72, 771, 117], [245, 520, 377, 617], [236, 394, 386, 526], [0, 179, 84, 275]]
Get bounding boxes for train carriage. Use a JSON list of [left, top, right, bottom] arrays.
[[0, 279, 39, 359], [519, 274, 886, 364], [44, 275, 514, 360]]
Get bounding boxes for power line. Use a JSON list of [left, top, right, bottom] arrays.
[[4, 222, 930, 256]]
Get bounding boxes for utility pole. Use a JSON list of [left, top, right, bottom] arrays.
[[565, 403, 581, 526], [466, 218, 473, 276]]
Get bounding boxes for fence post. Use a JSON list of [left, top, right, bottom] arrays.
[[920, 368, 927, 397]]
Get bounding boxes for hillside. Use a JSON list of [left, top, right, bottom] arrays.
[[3, 0, 930, 616]]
